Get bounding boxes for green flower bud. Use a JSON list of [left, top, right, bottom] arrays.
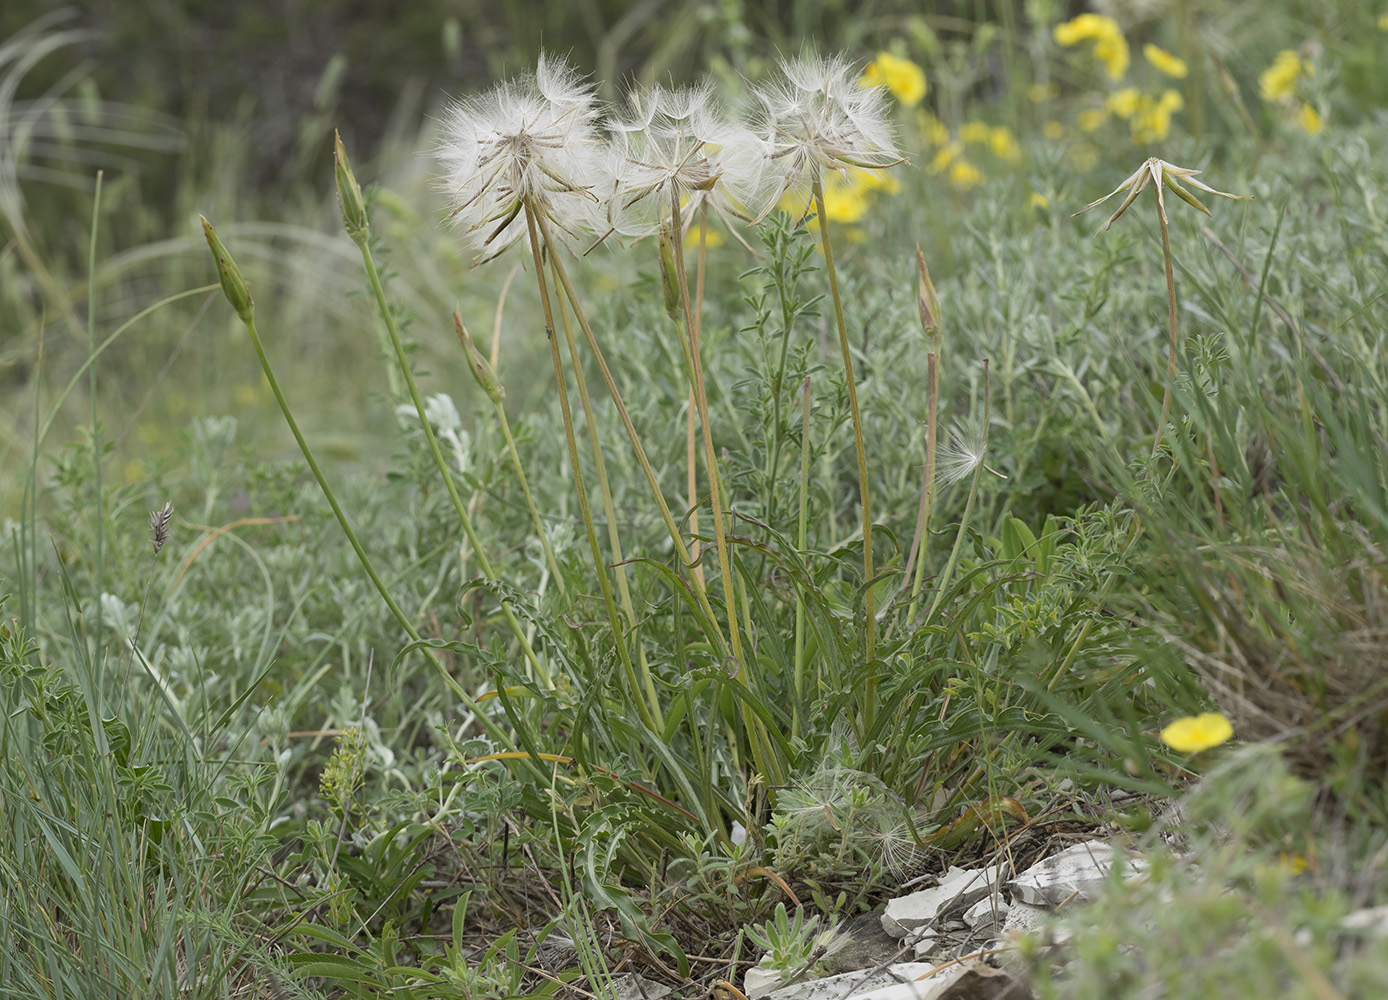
[[453, 313, 504, 405], [916, 244, 941, 352], [658, 227, 682, 322], [334, 130, 369, 245], [200, 215, 254, 323]]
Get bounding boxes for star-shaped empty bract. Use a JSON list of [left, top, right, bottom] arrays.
[[1075, 157, 1250, 230]]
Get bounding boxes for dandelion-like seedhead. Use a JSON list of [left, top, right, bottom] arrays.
[[604, 84, 767, 247], [438, 53, 603, 263], [753, 54, 903, 219], [936, 417, 987, 487]]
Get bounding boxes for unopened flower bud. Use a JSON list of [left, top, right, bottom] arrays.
[[453, 312, 503, 404], [658, 227, 682, 322], [334, 130, 369, 245], [200, 215, 254, 323], [916, 245, 942, 352]]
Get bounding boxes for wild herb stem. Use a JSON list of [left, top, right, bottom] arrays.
[[355, 239, 546, 683], [812, 174, 876, 710], [524, 205, 652, 732]]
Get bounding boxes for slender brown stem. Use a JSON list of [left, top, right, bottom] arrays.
[[812, 175, 876, 671], [906, 351, 939, 621]]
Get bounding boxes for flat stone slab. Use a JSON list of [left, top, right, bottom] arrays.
[[760, 963, 940, 1000], [883, 865, 1007, 937], [1006, 840, 1145, 906]]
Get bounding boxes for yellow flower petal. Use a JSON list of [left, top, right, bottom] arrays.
[[861, 51, 928, 106], [1143, 43, 1188, 79], [1296, 102, 1323, 134], [1160, 713, 1234, 753], [1259, 49, 1304, 103], [948, 160, 983, 190]]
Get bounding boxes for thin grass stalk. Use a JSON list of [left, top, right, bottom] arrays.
[[540, 211, 728, 655], [794, 376, 811, 740], [523, 205, 653, 733], [667, 189, 744, 670], [688, 206, 710, 590], [926, 360, 991, 624], [907, 350, 939, 621], [550, 255, 663, 728], [668, 193, 784, 786], [455, 315, 565, 591], [1153, 204, 1179, 457], [200, 219, 529, 770], [87, 170, 104, 651], [353, 238, 546, 683], [811, 173, 876, 714]]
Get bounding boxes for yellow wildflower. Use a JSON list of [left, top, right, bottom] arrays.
[[1380, 13, 1388, 30], [1094, 34, 1130, 79], [960, 120, 991, 145], [819, 179, 868, 223], [1259, 49, 1305, 103], [1028, 82, 1060, 102], [1160, 713, 1233, 753], [1143, 44, 1188, 79], [1296, 102, 1323, 134], [1078, 108, 1108, 132], [1053, 13, 1115, 46], [1130, 89, 1183, 142], [685, 226, 724, 250], [988, 126, 1021, 163], [1044, 120, 1065, 140], [930, 141, 963, 172], [949, 160, 984, 190], [861, 51, 928, 106], [917, 110, 951, 147], [1055, 14, 1129, 79], [1029, 190, 1050, 210], [1107, 88, 1142, 118]]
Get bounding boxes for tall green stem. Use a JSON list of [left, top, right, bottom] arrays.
[[812, 174, 876, 710], [88, 172, 104, 648], [667, 191, 743, 670], [541, 213, 728, 653], [354, 239, 545, 683], [907, 351, 939, 620], [523, 206, 653, 733], [551, 256, 662, 728], [793, 376, 812, 740], [1153, 205, 1179, 458]]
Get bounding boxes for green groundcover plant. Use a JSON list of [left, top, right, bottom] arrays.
[[5, 4, 1388, 996]]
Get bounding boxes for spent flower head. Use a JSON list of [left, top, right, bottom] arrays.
[[438, 53, 603, 263], [1075, 157, 1250, 230], [753, 53, 903, 219]]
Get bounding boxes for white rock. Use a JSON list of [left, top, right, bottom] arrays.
[[882, 865, 1008, 937], [1342, 905, 1388, 935], [610, 974, 673, 1000], [744, 966, 782, 999], [963, 895, 1009, 929], [762, 963, 940, 1000], [1001, 900, 1052, 940], [1006, 840, 1145, 906]]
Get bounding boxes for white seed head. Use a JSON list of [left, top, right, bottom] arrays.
[[936, 417, 988, 488], [438, 52, 604, 263], [753, 53, 902, 219], [603, 84, 768, 247]]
